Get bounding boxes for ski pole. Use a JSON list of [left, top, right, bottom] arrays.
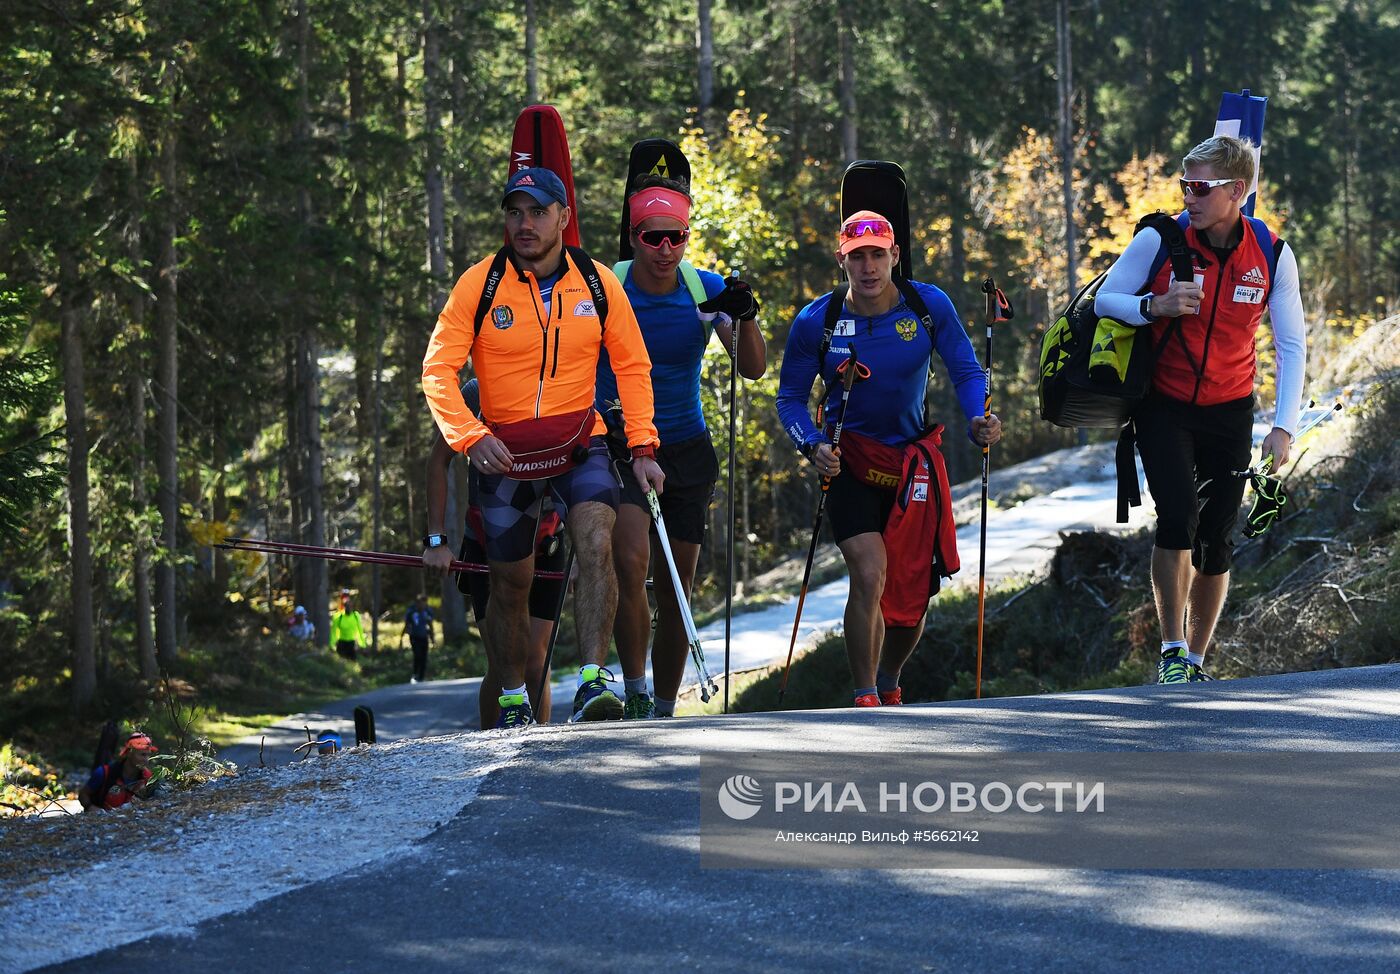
[[778, 342, 864, 708], [535, 543, 575, 717], [1235, 399, 1342, 478], [976, 279, 1013, 701], [645, 488, 719, 702], [217, 537, 566, 580], [724, 269, 739, 714], [1196, 398, 1344, 493]]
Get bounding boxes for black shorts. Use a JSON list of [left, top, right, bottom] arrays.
[[611, 433, 718, 546], [459, 532, 568, 622], [1135, 391, 1254, 575], [824, 467, 896, 545]]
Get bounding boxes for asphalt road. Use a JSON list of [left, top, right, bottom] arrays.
[[47, 663, 1400, 974]]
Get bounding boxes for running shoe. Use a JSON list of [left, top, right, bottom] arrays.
[[623, 692, 655, 720], [495, 699, 535, 730], [879, 688, 903, 706], [1157, 648, 1190, 685], [1187, 663, 1214, 683], [570, 665, 624, 722], [854, 693, 881, 708]]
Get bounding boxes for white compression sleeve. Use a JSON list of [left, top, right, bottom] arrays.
[[1268, 243, 1307, 435]]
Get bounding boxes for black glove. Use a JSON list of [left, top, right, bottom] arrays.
[[699, 278, 759, 321]]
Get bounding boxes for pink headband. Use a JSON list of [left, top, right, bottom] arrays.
[[628, 188, 690, 228]]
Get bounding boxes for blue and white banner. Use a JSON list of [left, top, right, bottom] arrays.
[[1214, 89, 1268, 216]]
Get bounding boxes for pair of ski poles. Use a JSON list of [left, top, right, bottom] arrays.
[[776, 277, 1012, 707], [1195, 398, 1343, 539]]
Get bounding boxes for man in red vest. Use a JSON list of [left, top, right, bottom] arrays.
[[1096, 135, 1306, 684]]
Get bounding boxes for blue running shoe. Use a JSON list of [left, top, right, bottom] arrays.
[[570, 665, 623, 723], [1187, 662, 1213, 683], [495, 693, 535, 730], [1158, 647, 1190, 685]]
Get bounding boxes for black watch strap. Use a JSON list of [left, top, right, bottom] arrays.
[[423, 533, 447, 548]]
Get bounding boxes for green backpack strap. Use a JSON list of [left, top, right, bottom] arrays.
[[615, 259, 712, 339], [677, 260, 707, 307]]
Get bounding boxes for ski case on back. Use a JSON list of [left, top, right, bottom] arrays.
[[840, 159, 913, 280], [508, 105, 581, 249], [618, 138, 692, 261]]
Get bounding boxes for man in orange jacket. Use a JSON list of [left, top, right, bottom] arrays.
[[423, 167, 664, 728]]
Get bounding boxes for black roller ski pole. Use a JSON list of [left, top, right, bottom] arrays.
[[778, 342, 863, 708], [535, 544, 575, 717], [724, 269, 739, 714], [976, 278, 1013, 700]]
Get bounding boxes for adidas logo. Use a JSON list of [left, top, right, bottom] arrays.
[[516, 174, 536, 186], [1240, 266, 1267, 285]]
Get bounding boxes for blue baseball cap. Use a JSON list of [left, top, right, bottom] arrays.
[[502, 167, 568, 208]]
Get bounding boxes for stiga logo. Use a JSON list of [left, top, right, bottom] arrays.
[[717, 775, 763, 820], [491, 306, 513, 330]]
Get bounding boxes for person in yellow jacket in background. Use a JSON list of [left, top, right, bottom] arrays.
[[329, 589, 367, 661], [422, 166, 663, 729]]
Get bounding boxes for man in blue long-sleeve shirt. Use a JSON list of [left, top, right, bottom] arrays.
[[776, 210, 1002, 707]]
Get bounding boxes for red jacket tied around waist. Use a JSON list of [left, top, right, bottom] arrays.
[[880, 425, 960, 627]]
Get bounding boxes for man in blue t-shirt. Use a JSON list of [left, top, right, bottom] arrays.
[[775, 209, 1002, 708], [404, 594, 435, 683], [596, 174, 767, 718]]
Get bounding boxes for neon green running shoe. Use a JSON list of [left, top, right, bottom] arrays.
[[1187, 662, 1213, 683], [1157, 647, 1190, 685], [570, 665, 623, 723], [623, 692, 655, 720]]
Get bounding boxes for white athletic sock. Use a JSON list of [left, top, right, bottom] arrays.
[[653, 696, 676, 717], [499, 683, 528, 705], [1186, 651, 1204, 667], [1160, 639, 1188, 657]]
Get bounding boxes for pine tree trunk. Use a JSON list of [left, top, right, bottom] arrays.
[[450, 5, 469, 277], [1055, 0, 1078, 301], [524, 0, 539, 103], [154, 116, 180, 671], [296, 0, 330, 644], [838, 0, 858, 165], [425, 0, 468, 642], [127, 155, 157, 682], [349, 50, 374, 446], [59, 248, 96, 711], [697, 0, 715, 133]]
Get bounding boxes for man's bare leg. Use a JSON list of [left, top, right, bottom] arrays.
[[1151, 546, 1192, 643], [568, 500, 618, 665], [837, 532, 886, 692], [1186, 570, 1230, 663], [650, 535, 701, 706], [611, 503, 653, 684], [485, 554, 536, 690]]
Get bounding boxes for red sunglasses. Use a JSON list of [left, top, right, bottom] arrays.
[[634, 228, 690, 249], [1179, 177, 1238, 198], [839, 218, 893, 241]]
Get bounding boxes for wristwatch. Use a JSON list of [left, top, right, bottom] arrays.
[[1140, 294, 1154, 319], [423, 533, 447, 549]]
